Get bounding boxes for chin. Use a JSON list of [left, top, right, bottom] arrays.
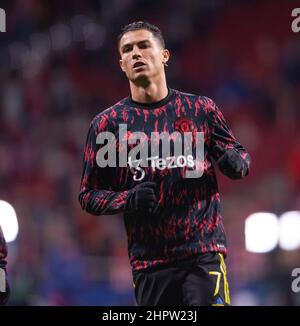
[[132, 73, 149, 83]]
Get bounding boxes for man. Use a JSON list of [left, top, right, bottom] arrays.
[[0, 225, 9, 305], [79, 21, 251, 306]]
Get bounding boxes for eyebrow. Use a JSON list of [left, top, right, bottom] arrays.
[[121, 39, 150, 51]]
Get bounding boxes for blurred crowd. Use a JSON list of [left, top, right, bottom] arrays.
[[0, 0, 299, 305]]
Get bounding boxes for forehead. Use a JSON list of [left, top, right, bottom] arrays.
[[119, 29, 158, 47]]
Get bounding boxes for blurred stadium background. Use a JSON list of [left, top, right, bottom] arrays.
[[0, 0, 300, 305]]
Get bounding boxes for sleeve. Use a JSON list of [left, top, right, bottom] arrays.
[[0, 226, 9, 305], [78, 120, 131, 216], [205, 97, 251, 179]]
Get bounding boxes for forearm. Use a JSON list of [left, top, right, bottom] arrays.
[[79, 188, 131, 215], [79, 121, 132, 216]]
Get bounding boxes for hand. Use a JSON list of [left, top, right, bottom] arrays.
[[126, 181, 157, 213], [214, 145, 244, 178]]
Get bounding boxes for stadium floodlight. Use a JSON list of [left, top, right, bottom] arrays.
[[245, 212, 279, 253], [279, 211, 300, 251], [0, 200, 19, 242]]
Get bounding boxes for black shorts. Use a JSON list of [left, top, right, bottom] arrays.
[[132, 252, 230, 306]]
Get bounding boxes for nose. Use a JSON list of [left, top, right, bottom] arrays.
[[132, 45, 142, 59]]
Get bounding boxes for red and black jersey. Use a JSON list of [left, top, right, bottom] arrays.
[[79, 89, 251, 272]]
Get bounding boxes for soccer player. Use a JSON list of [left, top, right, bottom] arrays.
[[0, 226, 9, 305], [79, 21, 251, 306]]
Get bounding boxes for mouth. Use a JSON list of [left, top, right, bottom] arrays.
[[133, 61, 146, 69]]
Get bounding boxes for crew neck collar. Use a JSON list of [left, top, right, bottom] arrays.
[[125, 88, 175, 109]]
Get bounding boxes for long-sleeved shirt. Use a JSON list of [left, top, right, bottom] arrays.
[[79, 89, 251, 272]]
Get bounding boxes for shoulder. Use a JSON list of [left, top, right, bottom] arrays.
[[174, 89, 218, 112], [174, 89, 199, 102], [199, 96, 219, 113], [90, 99, 127, 133]]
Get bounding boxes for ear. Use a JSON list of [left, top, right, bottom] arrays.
[[119, 58, 126, 72], [162, 49, 170, 65]]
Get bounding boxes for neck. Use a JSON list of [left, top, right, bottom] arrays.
[[129, 76, 168, 103]]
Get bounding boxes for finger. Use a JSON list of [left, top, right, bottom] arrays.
[[139, 181, 157, 189], [141, 200, 155, 209], [140, 189, 157, 199], [235, 161, 243, 172], [152, 204, 162, 215], [143, 193, 156, 202], [142, 188, 156, 195], [147, 200, 156, 207]]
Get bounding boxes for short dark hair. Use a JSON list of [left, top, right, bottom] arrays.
[[118, 21, 165, 49]]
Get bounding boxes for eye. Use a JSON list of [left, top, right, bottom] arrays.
[[140, 43, 150, 49], [123, 46, 132, 53]]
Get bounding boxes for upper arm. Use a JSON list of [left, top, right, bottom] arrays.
[[204, 97, 244, 161], [80, 115, 114, 193]]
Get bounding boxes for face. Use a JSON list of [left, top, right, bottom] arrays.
[[119, 29, 170, 83]]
